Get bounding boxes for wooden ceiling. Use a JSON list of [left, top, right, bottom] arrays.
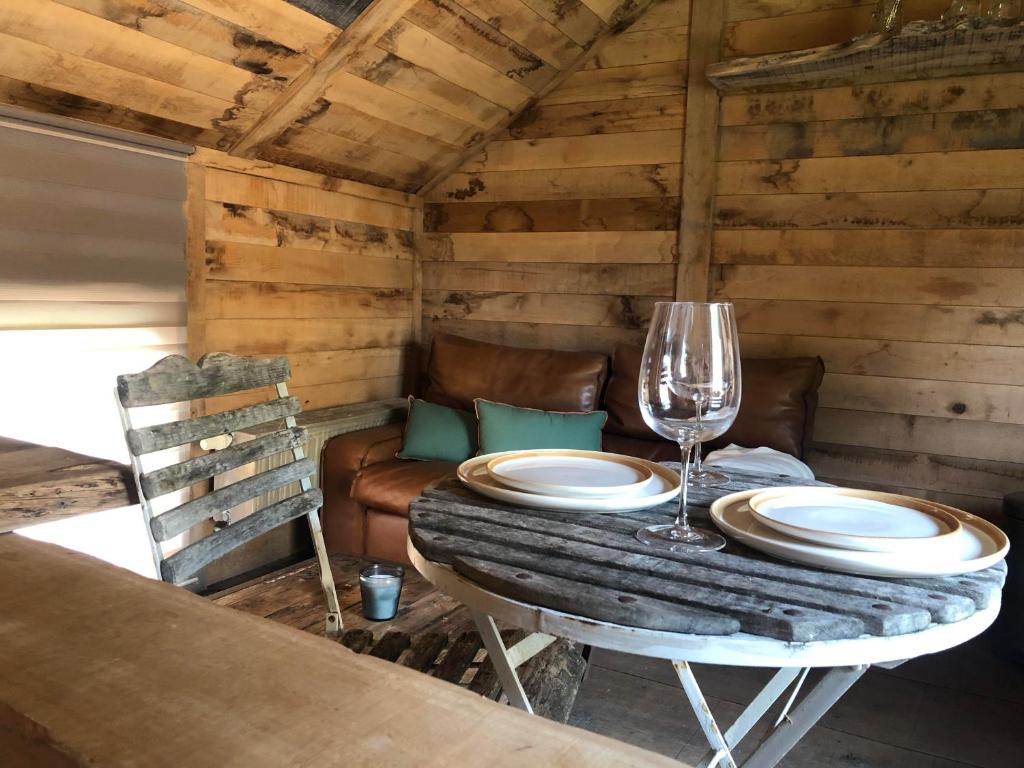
[[0, 0, 664, 192]]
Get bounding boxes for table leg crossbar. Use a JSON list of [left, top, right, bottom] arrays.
[[469, 609, 875, 768], [469, 609, 556, 715], [677, 661, 870, 768]]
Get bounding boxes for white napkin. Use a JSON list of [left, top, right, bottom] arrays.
[[703, 444, 815, 481]]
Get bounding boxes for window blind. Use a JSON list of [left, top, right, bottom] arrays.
[[0, 107, 190, 463]]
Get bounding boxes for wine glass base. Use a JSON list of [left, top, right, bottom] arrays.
[[688, 468, 730, 488], [636, 524, 726, 552]]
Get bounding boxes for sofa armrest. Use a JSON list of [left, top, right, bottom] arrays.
[[321, 416, 407, 556], [323, 423, 406, 478]]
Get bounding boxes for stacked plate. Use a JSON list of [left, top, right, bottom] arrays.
[[711, 487, 1009, 577], [457, 449, 681, 513]]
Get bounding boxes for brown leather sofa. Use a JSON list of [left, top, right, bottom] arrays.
[[321, 333, 825, 563]]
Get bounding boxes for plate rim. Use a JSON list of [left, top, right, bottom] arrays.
[[485, 449, 655, 498], [458, 450, 680, 513], [711, 489, 1008, 577], [748, 486, 963, 552]]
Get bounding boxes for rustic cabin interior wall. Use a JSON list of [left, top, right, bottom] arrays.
[[709, 0, 1024, 519], [421, 0, 689, 354], [187, 150, 419, 416], [1, 0, 1021, 532]]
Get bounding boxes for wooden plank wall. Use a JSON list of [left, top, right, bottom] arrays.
[[421, 0, 690, 354], [710, 0, 1024, 518], [187, 150, 421, 414]]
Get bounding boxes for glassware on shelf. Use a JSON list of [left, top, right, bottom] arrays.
[[636, 302, 742, 552], [942, 0, 981, 23], [987, 0, 1021, 23]]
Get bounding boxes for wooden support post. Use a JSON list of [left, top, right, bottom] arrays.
[[184, 158, 207, 419], [675, 0, 724, 302]]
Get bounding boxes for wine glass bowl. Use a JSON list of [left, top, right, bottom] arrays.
[[637, 302, 741, 551]]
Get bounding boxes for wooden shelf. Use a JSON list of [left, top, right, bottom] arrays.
[[707, 18, 1024, 93], [0, 437, 136, 533]]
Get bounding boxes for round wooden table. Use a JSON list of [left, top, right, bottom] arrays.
[[407, 470, 1006, 768]]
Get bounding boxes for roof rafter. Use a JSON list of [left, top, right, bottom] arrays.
[[417, 0, 660, 195], [229, 0, 421, 159]]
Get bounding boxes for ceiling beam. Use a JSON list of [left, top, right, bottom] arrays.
[[416, 0, 659, 196], [229, 0, 419, 159]]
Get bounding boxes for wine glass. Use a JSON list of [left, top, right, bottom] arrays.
[[636, 302, 742, 551], [690, 441, 729, 488]]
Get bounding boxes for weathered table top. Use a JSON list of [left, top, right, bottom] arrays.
[[0, 535, 676, 768], [0, 436, 136, 533], [409, 469, 1007, 644]]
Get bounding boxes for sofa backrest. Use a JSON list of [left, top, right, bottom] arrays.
[[423, 333, 609, 413], [602, 344, 825, 459]]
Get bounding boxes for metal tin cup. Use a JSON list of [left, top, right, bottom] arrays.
[[359, 563, 404, 621]]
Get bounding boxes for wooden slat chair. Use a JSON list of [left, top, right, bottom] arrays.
[[114, 352, 342, 636]]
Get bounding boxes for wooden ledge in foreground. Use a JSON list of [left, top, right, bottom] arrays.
[[0, 438, 137, 533], [0, 536, 680, 767]]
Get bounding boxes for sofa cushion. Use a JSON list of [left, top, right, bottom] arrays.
[[475, 398, 607, 453], [351, 459, 457, 518], [398, 397, 477, 462], [603, 344, 824, 459], [423, 333, 609, 413]]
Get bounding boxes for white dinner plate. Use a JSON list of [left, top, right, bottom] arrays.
[[748, 487, 962, 553], [711, 489, 1008, 578], [458, 451, 680, 513], [486, 450, 654, 498]]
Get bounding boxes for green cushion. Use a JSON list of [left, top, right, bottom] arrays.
[[397, 397, 478, 462], [475, 398, 606, 454]]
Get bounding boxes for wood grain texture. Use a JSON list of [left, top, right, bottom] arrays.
[[140, 426, 306, 498], [127, 397, 302, 455], [408, 470, 998, 641], [0, 539, 674, 768], [116, 352, 290, 407], [229, 0, 420, 157], [151, 458, 314, 542], [418, 0, 689, 353], [190, 153, 417, 415], [0, 438, 136, 533], [211, 552, 587, 722], [709, 0, 1024, 513], [675, 0, 720, 300], [161, 488, 321, 583]]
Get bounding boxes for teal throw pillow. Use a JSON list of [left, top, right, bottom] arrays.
[[475, 398, 606, 454], [397, 397, 478, 462]]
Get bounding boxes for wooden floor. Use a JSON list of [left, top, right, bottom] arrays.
[[570, 635, 1024, 767], [214, 556, 1021, 767]]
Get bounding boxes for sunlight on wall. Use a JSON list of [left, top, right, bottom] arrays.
[[6, 326, 187, 577]]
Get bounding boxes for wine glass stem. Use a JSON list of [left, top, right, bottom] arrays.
[[676, 441, 694, 530], [693, 441, 703, 474]]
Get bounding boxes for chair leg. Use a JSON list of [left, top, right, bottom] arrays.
[[306, 511, 342, 637]]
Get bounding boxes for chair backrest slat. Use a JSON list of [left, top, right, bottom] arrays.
[[150, 458, 314, 542], [160, 489, 322, 584], [139, 427, 307, 499], [126, 397, 301, 455], [117, 353, 290, 407], [115, 351, 342, 634]]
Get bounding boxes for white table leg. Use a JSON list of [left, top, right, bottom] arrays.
[[674, 661, 738, 768], [741, 664, 869, 768], [469, 609, 540, 714], [694, 667, 806, 768]]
